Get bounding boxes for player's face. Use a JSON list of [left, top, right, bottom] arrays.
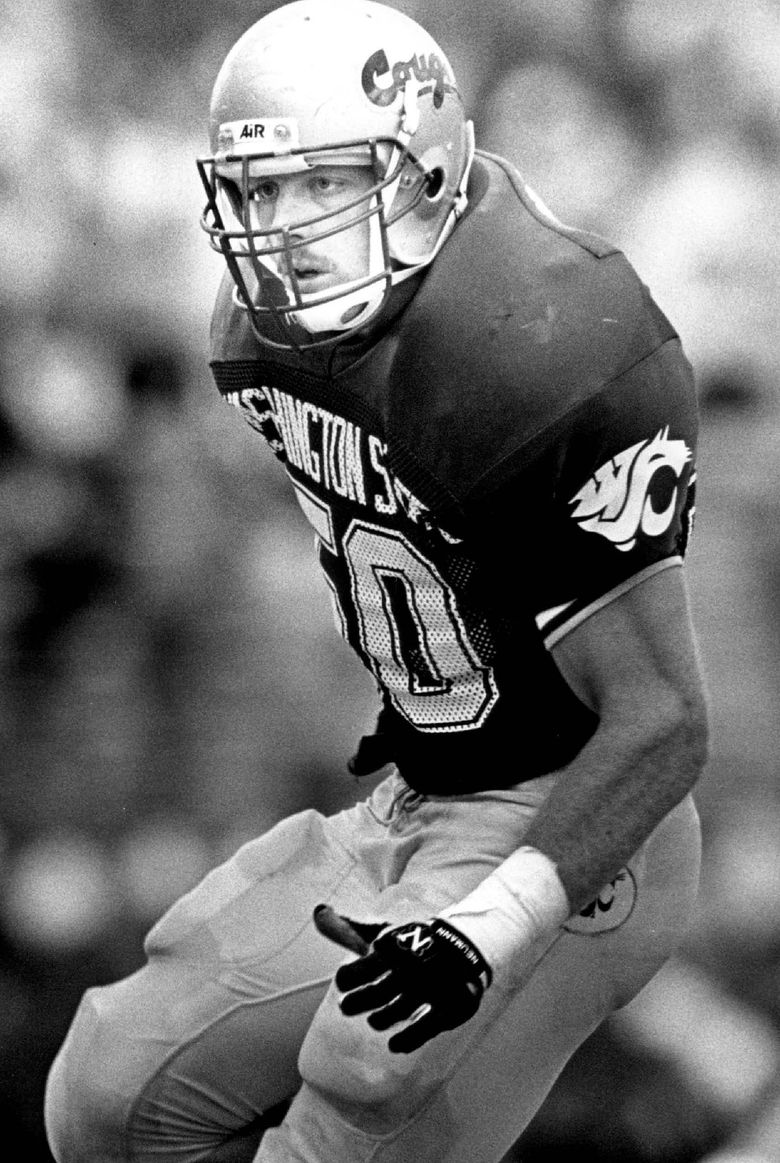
[[247, 165, 374, 293]]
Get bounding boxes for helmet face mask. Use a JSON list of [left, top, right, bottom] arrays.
[[198, 0, 474, 352], [198, 136, 433, 352]]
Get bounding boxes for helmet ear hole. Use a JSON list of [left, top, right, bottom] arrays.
[[425, 167, 446, 202]]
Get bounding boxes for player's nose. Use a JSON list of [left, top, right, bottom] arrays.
[[271, 182, 316, 233]]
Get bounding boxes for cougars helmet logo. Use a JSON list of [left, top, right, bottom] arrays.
[[570, 427, 692, 552]]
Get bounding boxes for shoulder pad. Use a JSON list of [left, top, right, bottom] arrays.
[[383, 153, 678, 500]]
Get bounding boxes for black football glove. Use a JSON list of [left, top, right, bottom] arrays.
[[313, 904, 492, 1053]]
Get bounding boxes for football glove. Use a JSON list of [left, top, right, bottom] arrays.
[[313, 904, 492, 1053]]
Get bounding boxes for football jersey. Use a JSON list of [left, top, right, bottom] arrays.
[[209, 151, 698, 795]]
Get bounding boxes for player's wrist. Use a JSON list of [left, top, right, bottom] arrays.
[[439, 846, 571, 978], [427, 917, 493, 989]]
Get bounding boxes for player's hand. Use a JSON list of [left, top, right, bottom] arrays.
[[313, 904, 492, 1053]]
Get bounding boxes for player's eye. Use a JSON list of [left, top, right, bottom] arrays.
[[250, 180, 279, 203], [311, 174, 343, 195]]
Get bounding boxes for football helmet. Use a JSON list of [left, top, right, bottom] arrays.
[[198, 0, 474, 351]]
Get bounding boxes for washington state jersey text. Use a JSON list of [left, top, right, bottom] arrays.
[[226, 385, 430, 524]]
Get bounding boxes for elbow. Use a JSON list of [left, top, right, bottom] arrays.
[[668, 687, 710, 792], [690, 695, 710, 779], [605, 682, 710, 795]]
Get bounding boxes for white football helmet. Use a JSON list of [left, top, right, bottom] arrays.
[[198, 0, 474, 351]]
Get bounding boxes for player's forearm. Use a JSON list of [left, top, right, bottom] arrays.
[[520, 689, 708, 914], [440, 689, 707, 977]]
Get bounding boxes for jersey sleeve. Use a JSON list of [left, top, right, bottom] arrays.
[[523, 337, 698, 648]]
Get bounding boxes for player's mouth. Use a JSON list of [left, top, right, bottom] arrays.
[[291, 261, 337, 294]]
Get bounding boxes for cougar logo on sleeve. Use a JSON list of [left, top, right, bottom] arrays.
[[569, 428, 692, 551], [564, 868, 637, 934]]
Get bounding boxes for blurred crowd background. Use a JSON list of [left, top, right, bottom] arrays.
[[1, 1, 779, 1159]]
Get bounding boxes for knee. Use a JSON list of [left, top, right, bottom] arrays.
[[45, 985, 139, 1163]]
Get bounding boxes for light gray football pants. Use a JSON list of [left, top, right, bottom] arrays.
[[45, 771, 701, 1163]]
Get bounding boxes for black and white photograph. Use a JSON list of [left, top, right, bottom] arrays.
[[1, 2, 778, 1159]]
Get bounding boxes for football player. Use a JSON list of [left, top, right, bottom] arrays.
[[45, 3, 709, 1161]]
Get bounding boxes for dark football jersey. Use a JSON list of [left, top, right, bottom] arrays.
[[210, 151, 698, 795]]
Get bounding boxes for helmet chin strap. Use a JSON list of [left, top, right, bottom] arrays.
[[290, 285, 384, 333]]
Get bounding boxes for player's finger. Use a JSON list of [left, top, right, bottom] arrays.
[[367, 992, 422, 1031], [387, 1005, 437, 1054], [334, 950, 388, 991], [339, 974, 399, 1016], [313, 905, 382, 955]]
